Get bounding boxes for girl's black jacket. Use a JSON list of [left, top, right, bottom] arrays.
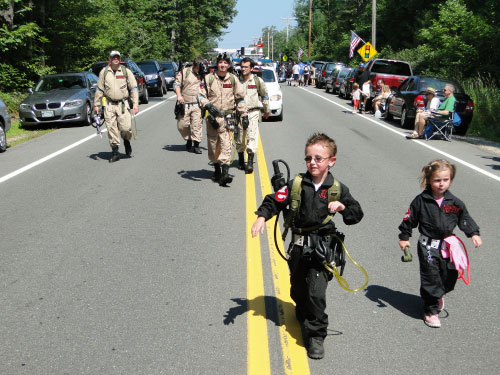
[[398, 188, 480, 241], [255, 172, 363, 234]]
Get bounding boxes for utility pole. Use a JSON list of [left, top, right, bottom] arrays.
[[308, 0, 312, 58], [281, 17, 297, 44], [372, 0, 376, 50], [267, 30, 270, 58]]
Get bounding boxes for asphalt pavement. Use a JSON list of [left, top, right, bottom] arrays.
[[1, 86, 499, 375]]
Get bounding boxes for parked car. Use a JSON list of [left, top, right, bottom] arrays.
[[91, 58, 149, 104], [159, 61, 179, 90], [137, 60, 167, 97], [339, 68, 359, 99], [325, 64, 347, 93], [317, 62, 344, 89], [0, 98, 11, 153], [261, 66, 283, 121], [336, 67, 353, 98], [311, 60, 326, 83], [384, 75, 474, 135], [18, 71, 98, 127], [364, 58, 413, 99]]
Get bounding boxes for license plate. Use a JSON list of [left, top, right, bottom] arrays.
[[41, 110, 54, 118]]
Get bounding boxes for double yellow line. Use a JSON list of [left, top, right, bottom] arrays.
[[245, 136, 310, 375]]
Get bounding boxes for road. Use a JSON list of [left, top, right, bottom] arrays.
[[1, 87, 499, 375]]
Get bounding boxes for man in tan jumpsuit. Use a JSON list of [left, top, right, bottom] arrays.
[[174, 57, 204, 154], [198, 53, 248, 186], [94, 50, 139, 163], [236, 58, 270, 174]]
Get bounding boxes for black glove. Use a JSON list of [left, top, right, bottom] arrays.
[[241, 115, 249, 130], [205, 103, 221, 118]]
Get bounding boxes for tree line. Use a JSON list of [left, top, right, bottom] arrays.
[[0, 0, 237, 92], [267, 0, 499, 82]]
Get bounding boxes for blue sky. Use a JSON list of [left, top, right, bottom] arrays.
[[218, 0, 297, 49]]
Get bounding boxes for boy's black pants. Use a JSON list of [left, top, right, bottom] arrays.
[[288, 244, 330, 339], [417, 241, 458, 315]]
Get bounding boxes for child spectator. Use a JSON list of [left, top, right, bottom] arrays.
[[251, 133, 363, 359], [352, 83, 361, 114], [398, 159, 482, 328]]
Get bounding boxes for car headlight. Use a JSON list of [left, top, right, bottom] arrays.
[[19, 103, 32, 110], [146, 74, 158, 80], [270, 94, 282, 101], [64, 99, 83, 108]]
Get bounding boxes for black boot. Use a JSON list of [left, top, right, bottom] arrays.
[[307, 337, 325, 359], [192, 141, 202, 154], [212, 163, 221, 182], [186, 139, 192, 151], [124, 139, 132, 157], [238, 152, 245, 170], [109, 145, 120, 163], [245, 152, 254, 174], [219, 164, 233, 186]]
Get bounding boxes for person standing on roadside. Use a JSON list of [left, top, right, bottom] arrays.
[[174, 57, 204, 154], [355, 62, 371, 113], [292, 61, 300, 87], [236, 57, 270, 174], [197, 53, 248, 187], [94, 50, 139, 163]]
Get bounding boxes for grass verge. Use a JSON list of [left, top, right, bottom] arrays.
[[7, 119, 56, 148]]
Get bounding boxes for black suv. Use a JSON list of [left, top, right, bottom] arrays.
[[91, 58, 149, 104], [316, 62, 344, 89], [137, 60, 167, 97], [159, 61, 179, 90]]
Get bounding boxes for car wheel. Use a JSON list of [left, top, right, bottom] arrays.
[[382, 107, 393, 121], [400, 107, 412, 128], [141, 87, 149, 104], [83, 103, 92, 126], [454, 123, 469, 136], [0, 125, 7, 152], [162, 83, 167, 95], [325, 85, 330, 93]]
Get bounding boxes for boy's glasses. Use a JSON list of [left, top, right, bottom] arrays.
[[304, 156, 328, 163]]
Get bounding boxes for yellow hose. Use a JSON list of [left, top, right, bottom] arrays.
[[324, 235, 369, 293]]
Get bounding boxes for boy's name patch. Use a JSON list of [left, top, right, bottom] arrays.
[[275, 186, 288, 202], [223, 84, 233, 88], [116, 75, 125, 79], [248, 85, 257, 89]]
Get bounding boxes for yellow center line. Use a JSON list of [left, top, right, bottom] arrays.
[[256, 136, 310, 375], [246, 168, 271, 375]]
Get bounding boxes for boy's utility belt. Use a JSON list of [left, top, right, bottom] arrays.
[[419, 234, 443, 250], [248, 107, 261, 112], [106, 98, 127, 105]]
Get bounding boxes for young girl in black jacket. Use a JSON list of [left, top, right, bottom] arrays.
[[398, 159, 482, 328]]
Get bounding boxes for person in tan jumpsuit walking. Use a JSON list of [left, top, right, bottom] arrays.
[[174, 57, 204, 154], [94, 50, 139, 163], [197, 53, 248, 186], [236, 57, 270, 174]]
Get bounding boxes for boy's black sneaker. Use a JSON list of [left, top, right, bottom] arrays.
[[307, 337, 325, 360]]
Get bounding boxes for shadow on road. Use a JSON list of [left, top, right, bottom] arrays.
[[163, 144, 188, 152], [88, 151, 132, 161], [364, 284, 422, 320], [177, 168, 213, 181], [223, 296, 305, 345], [480, 155, 500, 170]]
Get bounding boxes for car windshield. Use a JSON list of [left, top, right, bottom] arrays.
[[160, 62, 175, 71], [370, 61, 412, 76], [164, 70, 175, 77], [417, 78, 465, 94], [262, 69, 276, 83], [137, 63, 157, 74], [35, 76, 86, 91], [313, 62, 324, 70]]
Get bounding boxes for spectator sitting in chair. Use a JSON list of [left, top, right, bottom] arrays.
[[372, 84, 391, 115], [406, 87, 442, 139]]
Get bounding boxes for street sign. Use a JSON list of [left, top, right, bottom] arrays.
[[282, 54, 288, 62], [357, 42, 377, 62]]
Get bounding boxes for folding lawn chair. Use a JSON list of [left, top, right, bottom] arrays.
[[424, 103, 461, 142]]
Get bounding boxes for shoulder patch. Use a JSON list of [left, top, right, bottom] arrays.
[[275, 185, 288, 202], [403, 208, 410, 221]]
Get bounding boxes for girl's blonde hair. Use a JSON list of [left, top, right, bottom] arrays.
[[420, 159, 456, 188], [382, 85, 390, 93], [353, 83, 359, 89]]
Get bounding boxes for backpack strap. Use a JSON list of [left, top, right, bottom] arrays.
[[282, 174, 342, 240]]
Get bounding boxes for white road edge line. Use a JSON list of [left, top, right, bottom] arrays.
[[0, 97, 175, 184], [302, 87, 500, 183]]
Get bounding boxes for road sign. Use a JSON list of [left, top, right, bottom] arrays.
[[357, 42, 377, 62], [282, 54, 288, 62]]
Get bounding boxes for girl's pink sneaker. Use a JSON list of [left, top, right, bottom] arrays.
[[424, 314, 441, 328]]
